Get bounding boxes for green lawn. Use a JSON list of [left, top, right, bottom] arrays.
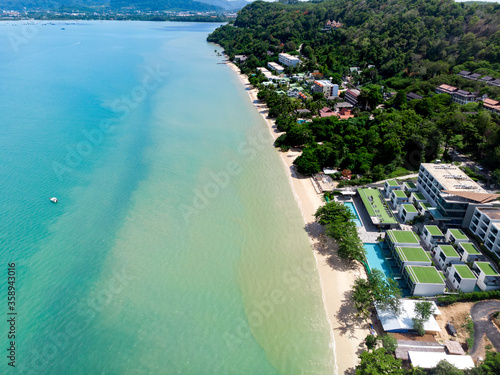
[[386, 179, 399, 187], [453, 265, 476, 279], [358, 188, 398, 224], [461, 242, 481, 255], [475, 262, 500, 276], [425, 225, 444, 236], [406, 266, 445, 284], [387, 230, 420, 244], [396, 247, 431, 262], [439, 245, 459, 258]]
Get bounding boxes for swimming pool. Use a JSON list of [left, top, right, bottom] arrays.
[[364, 242, 411, 296], [344, 201, 363, 227]]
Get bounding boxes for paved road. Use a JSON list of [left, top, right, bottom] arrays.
[[470, 300, 500, 358]]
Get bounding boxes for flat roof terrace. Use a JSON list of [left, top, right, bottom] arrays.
[[406, 266, 445, 284], [453, 265, 476, 279], [358, 188, 398, 225], [425, 225, 444, 236], [420, 163, 485, 193], [461, 242, 481, 255], [449, 229, 468, 240], [393, 190, 407, 198], [387, 230, 420, 244], [475, 262, 500, 276], [439, 245, 460, 258], [401, 204, 417, 213], [396, 247, 431, 262], [386, 179, 399, 187]]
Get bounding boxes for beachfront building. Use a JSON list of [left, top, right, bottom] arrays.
[[385, 230, 421, 250], [421, 225, 445, 250], [446, 264, 477, 293], [312, 80, 339, 99], [416, 163, 500, 228], [257, 67, 275, 80], [403, 265, 446, 296], [434, 245, 461, 270], [357, 188, 399, 228], [278, 53, 301, 67], [410, 192, 427, 205], [376, 299, 441, 333], [469, 207, 500, 254], [402, 181, 418, 194], [394, 246, 432, 271], [267, 62, 284, 74], [384, 179, 400, 198], [458, 242, 483, 263], [473, 261, 500, 291], [444, 228, 469, 246], [399, 203, 418, 224]]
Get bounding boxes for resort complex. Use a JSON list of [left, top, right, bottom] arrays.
[[333, 162, 500, 299]]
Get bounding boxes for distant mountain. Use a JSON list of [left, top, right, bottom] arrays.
[[0, 0, 109, 10], [197, 0, 250, 11], [109, 0, 222, 11], [0, 0, 248, 12]]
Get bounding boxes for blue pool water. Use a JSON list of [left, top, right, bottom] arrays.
[[363, 243, 411, 296], [344, 201, 363, 227]]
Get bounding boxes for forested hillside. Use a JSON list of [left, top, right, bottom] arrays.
[[209, 0, 500, 78], [208, 0, 500, 181]]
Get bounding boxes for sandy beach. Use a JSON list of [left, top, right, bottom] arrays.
[[227, 62, 369, 374]]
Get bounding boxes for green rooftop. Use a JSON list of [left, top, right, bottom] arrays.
[[439, 245, 460, 258], [406, 266, 446, 284], [358, 188, 398, 224], [475, 262, 500, 276], [401, 204, 417, 213], [396, 247, 431, 262], [412, 192, 426, 201], [453, 265, 476, 279], [393, 190, 407, 198], [461, 242, 481, 255], [387, 230, 420, 244], [449, 229, 468, 241], [425, 225, 444, 236], [386, 179, 399, 187], [404, 181, 417, 189]]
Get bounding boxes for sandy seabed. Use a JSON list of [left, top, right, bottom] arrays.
[[226, 62, 369, 374]]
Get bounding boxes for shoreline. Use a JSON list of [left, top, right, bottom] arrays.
[[226, 62, 369, 374]]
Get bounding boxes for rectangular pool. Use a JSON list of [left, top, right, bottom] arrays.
[[344, 201, 363, 227], [364, 242, 411, 296]]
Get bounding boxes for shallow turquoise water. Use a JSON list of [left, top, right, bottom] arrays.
[[0, 21, 335, 374]]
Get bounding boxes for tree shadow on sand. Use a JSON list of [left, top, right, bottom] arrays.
[[335, 289, 368, 337], [305, 223, 359, 273]]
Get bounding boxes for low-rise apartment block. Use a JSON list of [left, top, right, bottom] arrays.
[[278, 53, 301, 67], [312, 80, 339, 98]]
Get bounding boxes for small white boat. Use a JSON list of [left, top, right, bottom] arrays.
[[50, 197, 58, 203]]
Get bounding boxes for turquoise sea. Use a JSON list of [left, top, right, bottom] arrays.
[[0, 21, 335, 374]]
